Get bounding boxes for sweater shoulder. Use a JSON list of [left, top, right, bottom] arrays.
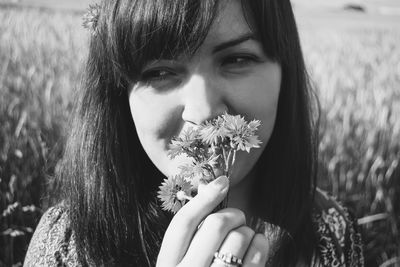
[[24, 205, 82, 267], [311, 188, 364, 266]]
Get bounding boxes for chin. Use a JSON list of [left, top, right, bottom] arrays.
[[230, 143, 267, 184], [227, 156, 254, 185]]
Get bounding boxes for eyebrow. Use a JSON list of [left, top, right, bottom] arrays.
[[212, 32, 258, 54]]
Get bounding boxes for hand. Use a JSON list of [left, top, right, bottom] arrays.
[[157, 176, 270, 267]]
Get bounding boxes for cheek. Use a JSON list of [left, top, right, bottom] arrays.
[[128, 87, 181, 144], [227, 67, 281, 185], [129, 87, 186, 177], [257, 90, 280, 144], [233, 64, 281, 144]]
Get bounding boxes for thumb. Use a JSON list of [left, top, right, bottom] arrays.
[[177, 176, 229, 220], [157, 176, 229, 266], [197, 175, 228, 198]]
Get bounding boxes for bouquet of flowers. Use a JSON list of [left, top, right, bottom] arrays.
[[157, 113, 261, 214]]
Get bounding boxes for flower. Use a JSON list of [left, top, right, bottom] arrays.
[[179, 163, 204, 180], [248, 119, 261, 132], [157, 175, 192, 214], [223, 113, 248, 133], [179, 154, 221, 187], [82, 4, 101, 35], [168, 127, 202, 159], [232, 134, 261, 152], [222, 113, 261, 152], [159, 113, 262, 214], [200, 116, 227, 145]]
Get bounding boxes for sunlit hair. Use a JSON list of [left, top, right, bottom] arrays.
[[52, 0, 320, 265]]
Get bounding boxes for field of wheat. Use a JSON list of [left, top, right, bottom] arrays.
[[0, 6, 399, 267], [301, 26, 400, 266]]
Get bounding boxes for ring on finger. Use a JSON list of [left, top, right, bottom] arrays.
[[213, 252, 243, 266]]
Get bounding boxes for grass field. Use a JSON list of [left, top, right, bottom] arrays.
[[0, 6, 399, 267], [301, 27, 400, 266]]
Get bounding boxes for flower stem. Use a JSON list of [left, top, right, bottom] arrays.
[[232, 150, 237, 166], [227, 150, 237, 177], [222, 146, 227, 165], [225, 150, 231, 175], [206, 165, 216, 180]]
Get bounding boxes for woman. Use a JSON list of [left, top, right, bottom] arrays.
[[24, 0, 364, 266]]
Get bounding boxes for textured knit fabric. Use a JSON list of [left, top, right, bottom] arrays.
[[24, 188, 364, 266]]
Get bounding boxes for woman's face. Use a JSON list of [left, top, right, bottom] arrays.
[[128, 0, 281, 188]]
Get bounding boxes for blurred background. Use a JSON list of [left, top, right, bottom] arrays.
[[0, 0, 399, 266]]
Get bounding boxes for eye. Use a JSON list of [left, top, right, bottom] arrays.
[[138, 65, 183, 91], [221, 54, 260, 69], [140, 68, 177, 82]]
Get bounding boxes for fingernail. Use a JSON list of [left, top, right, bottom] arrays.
[[212, 176, 229, 189]]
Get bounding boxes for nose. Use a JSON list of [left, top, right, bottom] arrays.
[[181, 74, 227, 125]]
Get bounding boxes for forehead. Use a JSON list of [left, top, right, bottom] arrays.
[[202, 0, 253, 47]]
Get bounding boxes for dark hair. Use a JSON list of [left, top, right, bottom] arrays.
[[245, 0, 320, 264], [52, 0, 320, 266]]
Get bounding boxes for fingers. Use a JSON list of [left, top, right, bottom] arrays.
[[210, 225, 255, 267], [157, 176, 229, 267], [180, 209, 247, 266], [242, 233, 269, 267]]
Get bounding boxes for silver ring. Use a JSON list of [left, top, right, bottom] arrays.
[[213, 252, 243, 266]]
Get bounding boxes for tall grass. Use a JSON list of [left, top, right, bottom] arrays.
[[0, 7, 86, 265], [301, 28, 400, 266], [0, 6, 399, 266]]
